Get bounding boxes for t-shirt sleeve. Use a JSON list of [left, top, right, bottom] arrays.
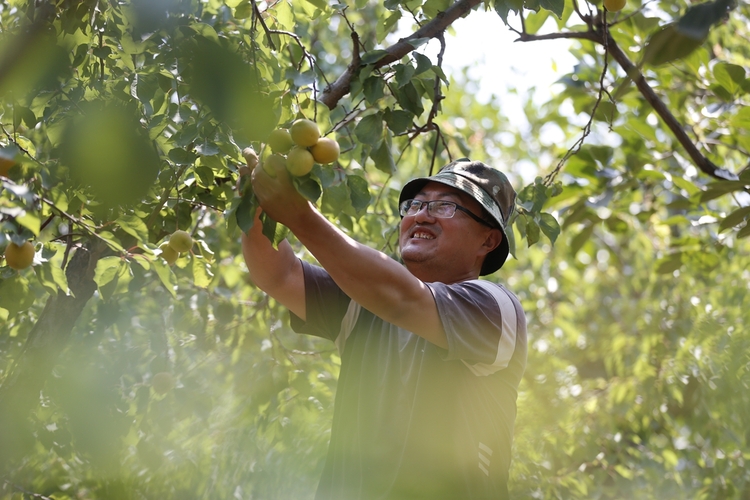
[[426, 280, 526, 374], [289, 261, 352, 342]]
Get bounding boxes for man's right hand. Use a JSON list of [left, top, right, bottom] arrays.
[[250, 153, 311, 231]]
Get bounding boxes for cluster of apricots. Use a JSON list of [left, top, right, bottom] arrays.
[[158, 230, 193, 265], [240, 119, 340, 183]]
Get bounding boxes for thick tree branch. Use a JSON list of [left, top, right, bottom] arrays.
[[603, 33, 738, 181], [516, 26, 739, 182], [0, 240, 109, 472], [320, 0, 483, 109]]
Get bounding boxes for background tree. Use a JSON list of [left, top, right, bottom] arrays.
[[0, 0, 748, 498]]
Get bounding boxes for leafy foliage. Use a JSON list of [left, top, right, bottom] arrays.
[[0, 0, 748, 498]]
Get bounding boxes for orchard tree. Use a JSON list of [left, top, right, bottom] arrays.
[[0, 0, 748, 498]]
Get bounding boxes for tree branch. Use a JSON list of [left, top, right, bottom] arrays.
[[516, 26, 740, 182], [602, 32, 738, 181], [320, 0, 483, 109]]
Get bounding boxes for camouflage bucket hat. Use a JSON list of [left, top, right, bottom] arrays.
[[399, 159, 517, 275]]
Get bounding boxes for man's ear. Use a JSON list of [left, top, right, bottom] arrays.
[[482, 228, 503, 255]]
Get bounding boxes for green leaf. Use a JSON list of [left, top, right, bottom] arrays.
[[235, 190, 258, 234], [321, 183, 350, 215], [505, 219, 516, 257], [642, 24, 705, 67], [422, 0, 451, 18], [384, 109, 413, 135], [152, 259, 177, 298], [593, 100, 617, 123], [293, 176, 322, 202], [168, 148, 198, 165], [677, 0, 734, 40], [314, 164, 336, 188], [614, 464, 634, 479], [539, 213, 561, 244], [525, 217, 541, 246], [570, 223, 595, 255], [700, 180, 749, 202], [347, 175, 371, 212], [713, 63, 746, 96], [656, 253, 683, 274], [377, 11, 401, 43], [16, 212, 41, 236], [730, 107, 750, 129], [36, 260, 69, 295], [394, 64, 415, 88], [363, 76, 385, 104], [94, 256, 122, 290], [0, 275, 36, 316], [61, 100, 161, 208], [354, 113, 384, 146], [191, 256, 213, 288], [370, 139, 395, 174], [361, 50, 388, 65], [413, 53, 432, 76], [539, 0, 564, 18], [671, 176, 701, 195], [233, 0, 253, 18], [662, 449, 679, 469], [116, 215, 149, 243], [493, 0, 523, 24], [260, 212, 288, 248], [524, 10, 550, 35], [718, 206, 750, 232], [394, 82, 424, 117]]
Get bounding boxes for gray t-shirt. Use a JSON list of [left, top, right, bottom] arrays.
[[291, 262, 527, 500]]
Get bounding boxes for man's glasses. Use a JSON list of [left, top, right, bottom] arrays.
[[399, 199, 494, 228]]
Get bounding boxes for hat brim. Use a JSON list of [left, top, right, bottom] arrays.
[[399, 175, 510, 275]]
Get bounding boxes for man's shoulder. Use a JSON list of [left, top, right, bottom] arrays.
[[441, 279, 522, 306]]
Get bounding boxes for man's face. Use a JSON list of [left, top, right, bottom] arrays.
[[399, 182, 500, 283]]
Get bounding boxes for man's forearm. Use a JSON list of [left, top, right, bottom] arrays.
[[284, 205, 447, 347], [241, 209, 306, 319]]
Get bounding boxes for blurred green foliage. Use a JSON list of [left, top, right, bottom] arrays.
[[0, 0, 749, 498]]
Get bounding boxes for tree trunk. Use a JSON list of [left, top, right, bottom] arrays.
[[0, 240, 107, 472]]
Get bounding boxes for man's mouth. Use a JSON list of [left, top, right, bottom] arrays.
[[412, 230, 435, 240]]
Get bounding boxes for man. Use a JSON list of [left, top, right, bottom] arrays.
[[243, 158, 527, 499]]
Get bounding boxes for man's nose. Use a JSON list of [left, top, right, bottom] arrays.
[[413, 202, 434, 221]]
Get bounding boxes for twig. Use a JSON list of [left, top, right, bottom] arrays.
[[545, 11, 612, 186], [2, 480, 55, 500], [252, 0, 276, 51]]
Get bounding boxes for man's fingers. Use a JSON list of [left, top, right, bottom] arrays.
[[242, 147, 259, 170]]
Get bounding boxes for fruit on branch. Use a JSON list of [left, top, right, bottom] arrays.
[[286, 146, 315, 176], [0, 157, 16, 177], [152, 372, 176, 395], [263, 153, 286, 178], [159, 242, 179, 266], [267, 129, 294, 153], [4, 241, 34, 270], [603, 0, 626, 12], [310, 137, 340, 164], [290, 119, 320, 147], [235, 119, 342, 189], [168, 230, 193, 253]]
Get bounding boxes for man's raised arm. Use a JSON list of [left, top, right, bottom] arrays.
[[241, 205, 306, 321], [248, 161, 447, 348]]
